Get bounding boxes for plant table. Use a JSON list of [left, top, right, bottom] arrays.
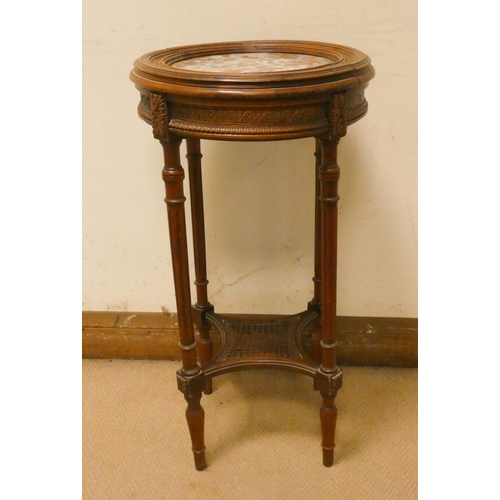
[[130, 40, 375, 470]]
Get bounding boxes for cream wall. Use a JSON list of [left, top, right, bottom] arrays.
[[83, 0, 417, 317]]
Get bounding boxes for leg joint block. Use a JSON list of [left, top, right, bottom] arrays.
[[314, 368, 343, 395], [177, 370, 206, 398], [191, 303, 215, 328]]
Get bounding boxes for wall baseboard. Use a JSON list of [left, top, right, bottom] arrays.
[[82, 311, 417, 368]]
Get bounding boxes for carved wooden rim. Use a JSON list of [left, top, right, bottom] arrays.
[[134, 40, 369, 82], [131, 40, 374, 97]]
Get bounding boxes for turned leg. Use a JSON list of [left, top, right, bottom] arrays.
[[309, 138, 323, 364], [316, 136, 343, 466], [161, 137, 206, 471], [186, 138, 214, 395]]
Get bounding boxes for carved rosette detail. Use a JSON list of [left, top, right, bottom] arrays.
[[150, 93, 169, 139], [329, 92, 348, 139]]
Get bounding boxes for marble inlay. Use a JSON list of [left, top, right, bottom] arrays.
[[172, 52, 333, 73]]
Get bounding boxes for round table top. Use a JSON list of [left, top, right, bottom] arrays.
[[131, 41, 374, 141], [130, 40, 374, 98]]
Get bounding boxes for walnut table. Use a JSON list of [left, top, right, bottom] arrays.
[[130, 40, 375, 470]]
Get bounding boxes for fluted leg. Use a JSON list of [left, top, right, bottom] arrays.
[[161, 136, 206, 470], [186, 137, 214, 394], [316, 137, 343, 466], [310, 138, 323, 364]]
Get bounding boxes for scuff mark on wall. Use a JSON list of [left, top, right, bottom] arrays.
[[406, 197, 417, 247], [211, 268, 265, 299], [362, 208, 380, 221]]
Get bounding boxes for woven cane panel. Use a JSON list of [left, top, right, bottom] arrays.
[[219, 317, 302, 361]]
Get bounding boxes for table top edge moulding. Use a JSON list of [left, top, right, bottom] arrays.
[[130, 40, 375, 141], [130, 39, 375, 470]]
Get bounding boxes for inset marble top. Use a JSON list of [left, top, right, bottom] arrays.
[[131, 40, 375, 103], [172, 52, 334, 73]]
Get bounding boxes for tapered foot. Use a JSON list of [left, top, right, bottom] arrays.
[[193, 448, 207, 471], [320, 392, 338, 467], [185, 392, 207, 471], [322, 447, 334, 467]]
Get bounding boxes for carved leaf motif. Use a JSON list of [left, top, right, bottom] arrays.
[[150, 93, 168, 138], [173, 104, 325, 125], [169, 120, 324, 136], [330, 92, 348, 138], [169, 103, 328, 137]]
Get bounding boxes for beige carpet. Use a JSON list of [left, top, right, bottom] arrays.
[[83, 360, 417, 499]]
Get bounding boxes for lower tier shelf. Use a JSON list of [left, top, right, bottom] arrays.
[[202, 309, 320, 378]]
